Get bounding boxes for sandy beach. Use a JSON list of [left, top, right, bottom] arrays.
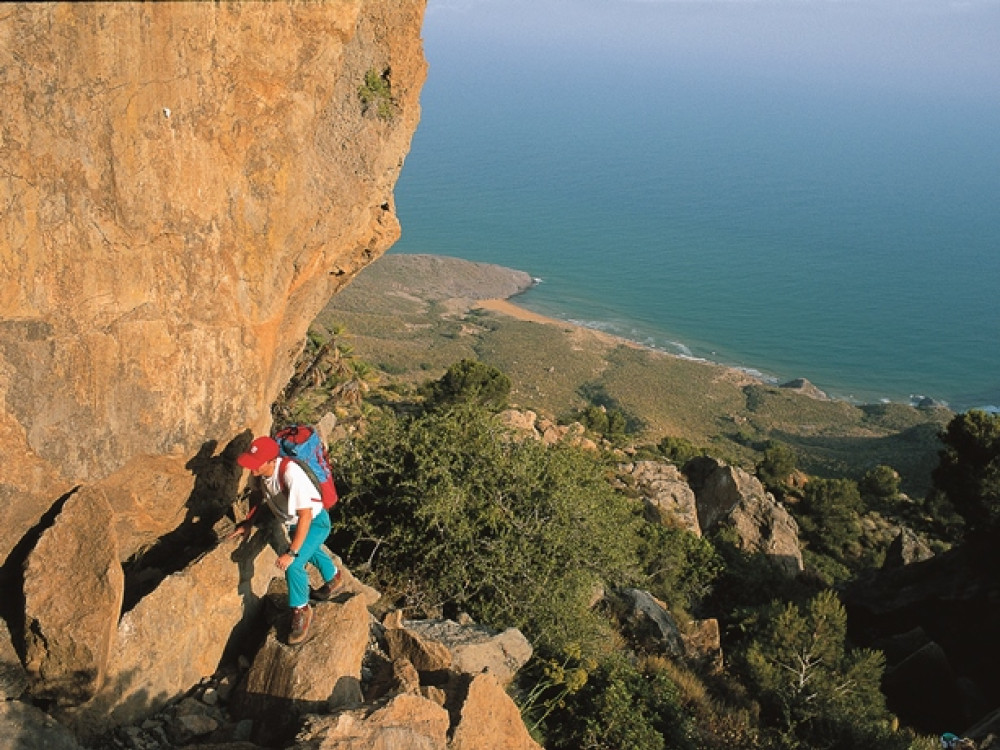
[[475, 298, 571, 327]]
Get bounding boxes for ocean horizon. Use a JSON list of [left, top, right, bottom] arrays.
[[390, 0, 1000, 413]]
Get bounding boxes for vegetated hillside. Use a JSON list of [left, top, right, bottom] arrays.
[[281, 332, 1000, 749], [315, 253, 952, 498]]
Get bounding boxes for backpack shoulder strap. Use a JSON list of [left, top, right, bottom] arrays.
[[277, 456, 323, 498], [277, 456, 293, 492]]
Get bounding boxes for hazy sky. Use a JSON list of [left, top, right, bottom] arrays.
[[422, 0, 1000, 100]]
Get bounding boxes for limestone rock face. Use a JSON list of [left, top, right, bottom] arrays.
[[23, 487, 124, 703], [0, 0, 427, 572], [626, 460, 701, 535]]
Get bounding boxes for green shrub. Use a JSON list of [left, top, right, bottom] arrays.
[[332, 402, 642, 654], [358, 67, 394, 120], [636, 524, 722, 613], [859, 464, 901, 505], [657, 435, 703, 465], [420, 358, 511, 411], [756, 442, 798, 495], [932, 409, 1000, 538], [542, 652, 695, 750], [742, 590, 906, 749], [794, 478, 863, 562]]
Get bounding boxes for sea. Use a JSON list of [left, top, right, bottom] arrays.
[[389, 1, 1000, 413]]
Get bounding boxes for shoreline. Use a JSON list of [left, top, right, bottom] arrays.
[[475, 297, 770, 391], [475, 295, 949, 411], [386, 253, 961, 413]]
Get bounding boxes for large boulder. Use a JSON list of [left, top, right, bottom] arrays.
[[236, 592, 372, 746], [608, 588, 685, 658], [684, 456, 751, 531], [296, 693, 451, 750], [685, 457, 802, 574], [883, 527, 935, 569], [450, 673, 544, 750], [23, 487, 124, 703], [58, 536, 277, 739], [726, 488, 804, 575], [389, 617, 533, 688]]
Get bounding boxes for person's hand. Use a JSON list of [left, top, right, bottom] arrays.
[[276, 553, 294, 572]]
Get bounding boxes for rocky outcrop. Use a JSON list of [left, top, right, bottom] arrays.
[[622, 460, 701, 534], [608, 588, 685, 658], [606, 588, 723, 671], [55, 533, 277, 740], [497, 409, 598, 451], [780, 378, 830, 400], [883, 526, 935, 569], [684, 456, 803, 574], [0, 0, 426, 576], [385, 616, 534, 688], [1, 0, 427, 736], [236, 591, 372, 746]]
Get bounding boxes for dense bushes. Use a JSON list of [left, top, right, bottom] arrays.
[[636, 524, 722, 614], [541, 652, 695, 750], [317, 355, 959, 749], [332, 402, 642, 654]]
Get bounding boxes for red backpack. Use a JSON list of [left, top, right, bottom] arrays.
[[274, 425, 339, 509]]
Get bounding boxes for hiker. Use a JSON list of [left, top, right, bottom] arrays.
[[234, 436, 343, 645]]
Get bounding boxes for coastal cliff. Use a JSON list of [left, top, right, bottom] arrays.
[[0, 0, 424, 573], [0, 1, 459, 743]]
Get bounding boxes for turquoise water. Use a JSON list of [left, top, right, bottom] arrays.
[[390, 3, 1000, 412]]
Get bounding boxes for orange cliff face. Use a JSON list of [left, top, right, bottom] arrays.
[[0, 0, 427, 570]]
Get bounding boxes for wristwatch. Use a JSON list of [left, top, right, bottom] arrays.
[[287, 548, 298, 557]]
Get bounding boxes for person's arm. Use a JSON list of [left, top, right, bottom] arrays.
[[229, 480, 264, 540], [276, 508, 311, 571]]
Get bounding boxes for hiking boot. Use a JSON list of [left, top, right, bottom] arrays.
[[310, 570, 344, 602], [288, 605, 313, 645]]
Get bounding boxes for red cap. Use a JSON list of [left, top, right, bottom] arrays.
[[237, 436, 279, 471]]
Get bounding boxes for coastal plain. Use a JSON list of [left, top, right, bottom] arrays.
[[315, 254, 952, 497]]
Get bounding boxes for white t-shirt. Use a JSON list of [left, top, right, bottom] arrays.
[[261, 458, 323, 526]]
